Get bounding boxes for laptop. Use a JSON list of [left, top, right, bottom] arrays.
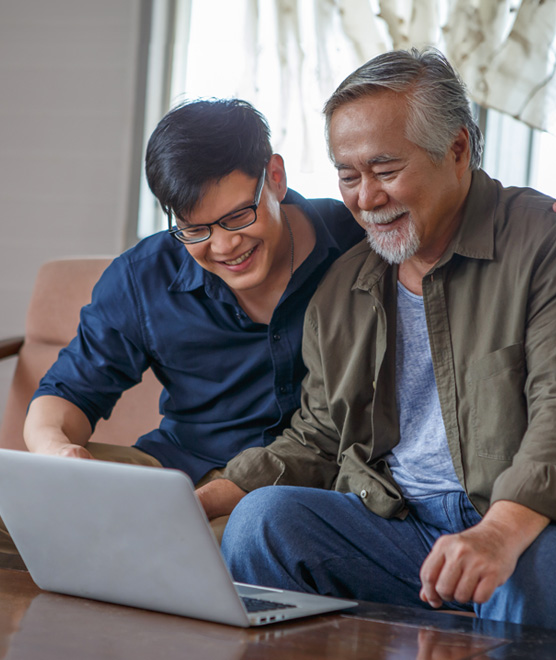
[[0, 449, 357, 627]]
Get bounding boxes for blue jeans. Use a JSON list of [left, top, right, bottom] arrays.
[[221, 486, 556, 629]]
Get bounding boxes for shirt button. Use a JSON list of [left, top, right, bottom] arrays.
[[279, 386, 287, 394], [360, 489, 368, 499], [273, 333, 281, 341]]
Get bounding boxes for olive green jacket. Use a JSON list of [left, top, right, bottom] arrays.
[[224, 169, 556, 520]]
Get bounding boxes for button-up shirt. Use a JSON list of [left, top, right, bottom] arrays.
[[33, 190, 364, 482], [224, 170, 556, 520]]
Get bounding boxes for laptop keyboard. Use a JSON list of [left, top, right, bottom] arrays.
[[241, 596, 297, 613]]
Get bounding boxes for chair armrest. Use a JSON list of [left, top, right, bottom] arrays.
[[0, 337, 24, 360]]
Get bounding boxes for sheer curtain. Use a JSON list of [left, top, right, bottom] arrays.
[[138, 0, 556, 237]]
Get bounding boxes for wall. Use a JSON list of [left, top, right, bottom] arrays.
[[0, 0, 150, 423]]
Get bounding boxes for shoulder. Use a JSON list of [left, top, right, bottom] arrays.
[[493, 181, 556, 260], [90, 231, 198, 311], [474, 170, 556, 235], [101, 231, 189, 285], [307, 239, 375, 311]]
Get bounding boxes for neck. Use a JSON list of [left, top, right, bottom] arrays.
[[234, 204, 316, 324], [399, 173, 472, 295]]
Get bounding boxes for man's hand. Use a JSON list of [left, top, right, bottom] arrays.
[[419, 500, 550, 608], [196, 478, 247, 520], [54, 444, 95, 459]]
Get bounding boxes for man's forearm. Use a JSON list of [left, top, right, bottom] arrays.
[[24, 395, 93, 456]]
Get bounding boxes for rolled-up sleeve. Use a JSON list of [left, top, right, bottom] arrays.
[[490, 224, 556, 518]]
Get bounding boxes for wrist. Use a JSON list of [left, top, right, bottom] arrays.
[[481, 500, 550, 554], [196, 478, 246, 520]]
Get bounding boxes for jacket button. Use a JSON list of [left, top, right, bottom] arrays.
[[360, 489, 368, 499]]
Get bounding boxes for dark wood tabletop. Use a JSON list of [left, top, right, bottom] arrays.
[[0, 568, 554, 659]]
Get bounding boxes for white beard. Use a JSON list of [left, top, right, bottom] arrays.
[[360, 206, 420, 264]]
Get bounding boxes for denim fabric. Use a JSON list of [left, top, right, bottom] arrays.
[[222, 486, 556, 629]]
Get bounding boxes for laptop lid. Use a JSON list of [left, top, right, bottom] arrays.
[[0, 450, 356, 626]]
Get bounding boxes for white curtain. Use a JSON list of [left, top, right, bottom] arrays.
[[176, 0, 556, 135], [442, 0, 556, 133], [136, 0, 556, 236]]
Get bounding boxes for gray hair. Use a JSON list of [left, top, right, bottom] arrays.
[[324, 47, 483, 170]]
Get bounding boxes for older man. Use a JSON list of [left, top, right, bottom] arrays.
[[198, 49, 556, 628]]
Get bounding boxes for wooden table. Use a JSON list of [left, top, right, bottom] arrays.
[[0, 568, 554, 659]]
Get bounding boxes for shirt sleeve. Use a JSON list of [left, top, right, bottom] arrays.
[[223, 301, 341, 492], [32, 256, 152, 431], [490, 222, 556, 518]]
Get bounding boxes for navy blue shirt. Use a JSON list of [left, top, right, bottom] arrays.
[[34, 190, 364, 482]]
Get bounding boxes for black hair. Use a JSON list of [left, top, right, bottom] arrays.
[[145, 98, 273, 221]]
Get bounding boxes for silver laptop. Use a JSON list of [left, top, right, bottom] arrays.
[[0, 449, 357, 627]]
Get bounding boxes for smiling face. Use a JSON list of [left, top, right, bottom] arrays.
[[180, 154, 291, 296], [328, 90, 471, 265]]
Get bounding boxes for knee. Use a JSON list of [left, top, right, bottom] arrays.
[[222, 486, 311, 554], [224, 486, 296, 540]]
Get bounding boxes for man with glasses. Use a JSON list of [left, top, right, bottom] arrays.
[[21, 99, 364, 530]]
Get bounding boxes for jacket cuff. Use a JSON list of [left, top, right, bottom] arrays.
[[491, 462, 556, 520], [223, 448, 285, 492]]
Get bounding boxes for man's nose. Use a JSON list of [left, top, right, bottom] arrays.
[[357, 178, 388, 211], [208, 225, 243, 253]]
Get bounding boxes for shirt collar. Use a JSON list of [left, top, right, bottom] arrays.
[[437, 168, 496, 265]]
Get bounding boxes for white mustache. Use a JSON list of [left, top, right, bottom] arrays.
[[360, 207, 409, 226]]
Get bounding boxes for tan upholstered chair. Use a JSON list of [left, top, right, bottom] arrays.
[[0, 258, 163, 451]]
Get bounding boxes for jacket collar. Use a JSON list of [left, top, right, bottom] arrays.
[[439, 168, 496, 264]]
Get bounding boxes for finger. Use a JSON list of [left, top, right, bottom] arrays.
[[58, 445, 94, 460], [472, 575, 500, 604], [433, 559, 466, 604], [451, 570, 480, 604], [420, 550, 446, 608]]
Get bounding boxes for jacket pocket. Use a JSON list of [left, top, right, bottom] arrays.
[[467, 343, 527, 460]]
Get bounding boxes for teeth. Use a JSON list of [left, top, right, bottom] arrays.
[[224, 246, 255, 266]]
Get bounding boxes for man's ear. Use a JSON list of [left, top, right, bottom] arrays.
[[266, 153, 288, 202], [451, 127, 471, 179]]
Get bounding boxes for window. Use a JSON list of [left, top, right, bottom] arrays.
[[482, 106, 556, 196], [136, 0, 556, 240]]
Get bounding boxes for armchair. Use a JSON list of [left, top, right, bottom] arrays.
[[0, 258, 163, 451]]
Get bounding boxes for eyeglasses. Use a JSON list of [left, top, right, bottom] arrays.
[[168, 169, 266, 245]]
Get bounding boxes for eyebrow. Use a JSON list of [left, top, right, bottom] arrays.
[[334, 154, 402, 170]]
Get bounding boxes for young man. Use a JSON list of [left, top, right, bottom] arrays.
[[203, 49, 556, 629], [22, 99, 363, 486]]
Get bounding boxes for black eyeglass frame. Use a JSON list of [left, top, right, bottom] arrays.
[[168, 169, 266, 245]]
